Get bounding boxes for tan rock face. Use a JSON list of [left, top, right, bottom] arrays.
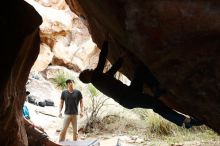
[[33, 0, 68, 10], [31, 43, 54, 72], [66, 0, 220, 133], [27, 0, 97, 72]]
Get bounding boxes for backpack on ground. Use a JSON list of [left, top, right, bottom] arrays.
[[45, 99, 54, 106], [27, 95, 36, 104], [37, 101, 46, 107]]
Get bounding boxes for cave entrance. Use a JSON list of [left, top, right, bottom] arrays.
[[22, 0, 220, 146], [23, 0, 130, 145]]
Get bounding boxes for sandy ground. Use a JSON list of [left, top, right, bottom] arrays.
[[26, 101, 140, 146], [26, 100, 220, 146], [24, 56, 220, 146]]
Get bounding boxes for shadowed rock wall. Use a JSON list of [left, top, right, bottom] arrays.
[[0, 1, 42, 145], [66, 0, 220, 133]]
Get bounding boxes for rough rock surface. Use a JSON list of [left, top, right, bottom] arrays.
[[0, 1, 42, 145], [65, 0, 220, 133], [31, 43, 54, 71], [27, 0, 97, 72]]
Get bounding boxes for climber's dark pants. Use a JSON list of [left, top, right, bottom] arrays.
[[125, 67, 185, 126], [152, 100, 185, 126]]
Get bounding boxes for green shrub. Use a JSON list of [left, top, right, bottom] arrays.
[[88, 84, 99, 97], [133, 108, 219, 143], [146, 110, 178, 136], [133, 108, 178, 136], [52, 71, 74, 90], [84, 85, 111, 133]]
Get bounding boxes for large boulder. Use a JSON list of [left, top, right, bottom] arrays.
[[65, 0, 220, 133]]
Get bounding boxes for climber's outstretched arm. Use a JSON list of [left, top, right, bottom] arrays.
[[95, 40, 108, 73], [106, 57, 123, 76]]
